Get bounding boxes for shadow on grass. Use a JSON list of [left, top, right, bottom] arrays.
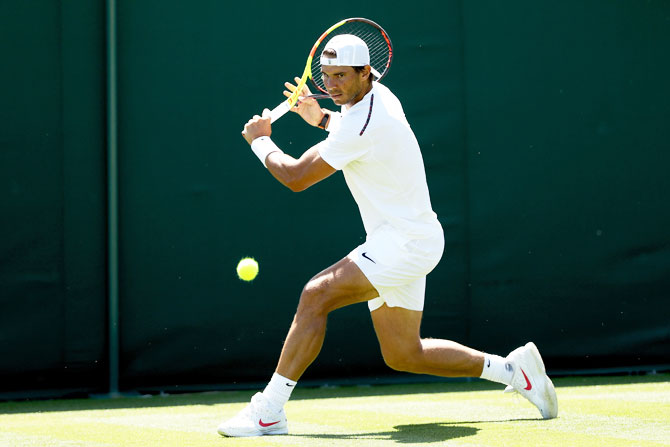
[[291, 419, 538, 444], [1, 373, 667, 415], [291, 422, 479, 444]]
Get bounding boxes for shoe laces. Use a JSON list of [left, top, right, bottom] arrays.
[[249, 393, 280, 419], [231, 394, 262, 421]]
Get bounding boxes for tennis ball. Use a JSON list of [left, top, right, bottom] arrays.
[[236, 257, 259, 281]]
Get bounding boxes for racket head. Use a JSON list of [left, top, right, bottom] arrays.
[[282, 19, 348, 109], [309, 18, 393, 95]]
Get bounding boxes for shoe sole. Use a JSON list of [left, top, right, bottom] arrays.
[[217, 426, 288, 437]]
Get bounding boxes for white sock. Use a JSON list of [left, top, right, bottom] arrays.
[[480, 354, 514, 386], [262, 372, 297, 411]]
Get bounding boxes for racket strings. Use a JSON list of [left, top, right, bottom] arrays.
[[310, 22, 392, 93]]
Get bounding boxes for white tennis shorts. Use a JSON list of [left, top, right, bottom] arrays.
[[348, 224, 444, 312]]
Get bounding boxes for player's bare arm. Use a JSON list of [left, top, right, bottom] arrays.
[[242, 111, 335, 192], [265, 146, 335, 192]]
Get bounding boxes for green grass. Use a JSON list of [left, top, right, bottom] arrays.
[[0, 374, 668, 446]]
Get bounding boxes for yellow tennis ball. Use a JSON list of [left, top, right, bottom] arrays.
[[236, 257, 259, 281]]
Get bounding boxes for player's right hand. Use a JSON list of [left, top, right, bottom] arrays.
[[241, 109, 272, 145], [283, 77, 324, 127]]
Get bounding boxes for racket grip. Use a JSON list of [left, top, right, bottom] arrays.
[[269, 101, 291, 123]]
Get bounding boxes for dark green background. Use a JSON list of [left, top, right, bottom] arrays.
[[1, 0, 668, 397]]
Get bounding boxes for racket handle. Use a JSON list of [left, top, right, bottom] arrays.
[[269, 101, 291, 123]]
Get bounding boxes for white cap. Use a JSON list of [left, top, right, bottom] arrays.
[[320, 34, 370, 67]]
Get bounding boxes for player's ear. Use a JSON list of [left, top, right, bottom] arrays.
[[363, 65, 373, 81]]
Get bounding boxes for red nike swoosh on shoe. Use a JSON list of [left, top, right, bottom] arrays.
[[521, 368, 532, 390], [258, 419, 280, 427]]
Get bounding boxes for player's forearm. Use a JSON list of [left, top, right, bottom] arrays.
[[248, 136, 297, 189], [265, 152, 309, 192], [249, 138, 332, 192]]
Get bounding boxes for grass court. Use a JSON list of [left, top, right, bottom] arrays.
[[1, 374, 668, 446]]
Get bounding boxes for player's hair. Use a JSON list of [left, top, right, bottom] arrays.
[[354, 66, 376, 82]]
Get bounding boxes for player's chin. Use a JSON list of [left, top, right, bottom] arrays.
[[329, 94, 345, 105]]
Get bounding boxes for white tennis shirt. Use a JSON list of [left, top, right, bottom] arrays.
[[317, 82, 442, 242]]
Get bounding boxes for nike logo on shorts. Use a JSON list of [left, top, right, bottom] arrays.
[[362, 252, 376, 264]]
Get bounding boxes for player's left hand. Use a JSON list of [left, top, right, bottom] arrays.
[[242, 109, 272, 145], [284, 77, 323, 127]]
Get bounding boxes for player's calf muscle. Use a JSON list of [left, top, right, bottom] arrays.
[[378, 338, 484, 377]]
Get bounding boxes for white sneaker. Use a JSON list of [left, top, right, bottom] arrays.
[[504, 342, 558, 419], [217, 392, 288, 437]]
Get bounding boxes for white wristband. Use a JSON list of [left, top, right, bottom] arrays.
[[250, 136, 283, 168]]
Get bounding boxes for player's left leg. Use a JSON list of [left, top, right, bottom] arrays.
[[370, 304, 485, 377], [370, 304, 557, 419]]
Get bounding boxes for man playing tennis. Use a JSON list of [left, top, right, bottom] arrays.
[[218, 35, 557, 437]]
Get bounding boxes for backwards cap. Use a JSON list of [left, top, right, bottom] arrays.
[[320, 34, 370, 67]]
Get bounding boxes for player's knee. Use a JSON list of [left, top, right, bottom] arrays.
[[381, 345, 421, 373], [296, 280, 329, 318], [382, 352, 413, 372]]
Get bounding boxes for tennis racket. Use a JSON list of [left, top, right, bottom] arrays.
[[268, 17, 393, 123]]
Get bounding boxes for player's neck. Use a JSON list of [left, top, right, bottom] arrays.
[[346, 81, 373, 109]]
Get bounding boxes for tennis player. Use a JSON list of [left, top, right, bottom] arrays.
[[218, 35, 557, 437]]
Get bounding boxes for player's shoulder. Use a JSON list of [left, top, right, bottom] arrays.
[[350, 83, 398, 119], [365, 83, 406, 129], [336, 83, 402, 136], [373, 82, 403, 110], [373, 81, 394, 97]]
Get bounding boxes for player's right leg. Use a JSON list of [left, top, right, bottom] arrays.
[[217, 392, 288, 437], [274, 256, 379, 380], [218, 256, 379, 437]]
